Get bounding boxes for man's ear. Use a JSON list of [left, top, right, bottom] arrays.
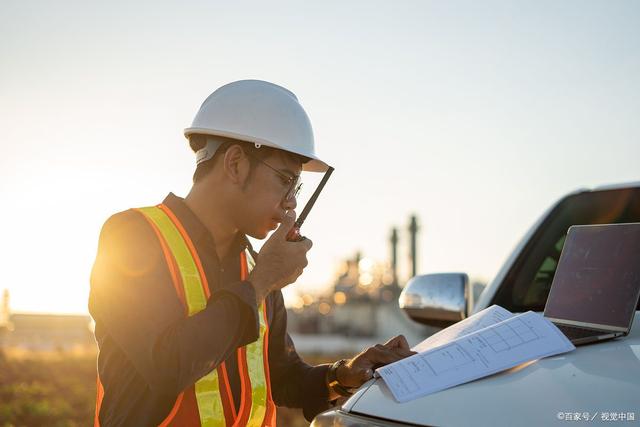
[[222, 144, 250, 185]]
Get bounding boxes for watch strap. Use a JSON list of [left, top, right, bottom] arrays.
[[327, 359, 354, 397]]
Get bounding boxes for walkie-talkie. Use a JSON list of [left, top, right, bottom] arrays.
[[286, 167, 334, 242]]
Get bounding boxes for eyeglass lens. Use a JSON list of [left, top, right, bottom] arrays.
[[287, 177, 303, 200]]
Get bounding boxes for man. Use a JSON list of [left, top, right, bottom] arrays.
[[89, 80, 414, 426]]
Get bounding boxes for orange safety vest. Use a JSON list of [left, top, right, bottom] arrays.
[[95, 204, 277, 427]]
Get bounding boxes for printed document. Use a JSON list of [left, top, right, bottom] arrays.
[[411, 305, 514, 353], [377, 308, 575, 403]]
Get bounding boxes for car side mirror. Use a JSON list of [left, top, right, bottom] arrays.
[[399, 273, 469, 328]]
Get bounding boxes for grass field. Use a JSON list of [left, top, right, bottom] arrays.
[[0, 349, 96, 426], [0, 349, 340, 426]]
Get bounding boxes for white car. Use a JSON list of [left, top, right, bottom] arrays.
[[312, 182, 640, 426]]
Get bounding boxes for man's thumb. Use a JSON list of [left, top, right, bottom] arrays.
[[275, 210, 296, 236]]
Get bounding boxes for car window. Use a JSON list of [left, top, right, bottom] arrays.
[[519, 235, 566, 307], [492, 188, 640, 312]]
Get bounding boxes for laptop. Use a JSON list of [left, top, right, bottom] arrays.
[[543, 223, 640, 346]]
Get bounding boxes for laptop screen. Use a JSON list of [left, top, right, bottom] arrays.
[[544, 223, 640, 329]]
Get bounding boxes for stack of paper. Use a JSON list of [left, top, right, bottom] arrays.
[[376, 305, 575, 403]]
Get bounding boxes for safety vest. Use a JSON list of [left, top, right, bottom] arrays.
[[95, 204, 277, 427]]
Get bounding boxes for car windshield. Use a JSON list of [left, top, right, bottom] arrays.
[[492, 187, 640, 312]]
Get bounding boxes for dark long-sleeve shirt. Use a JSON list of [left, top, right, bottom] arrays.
[[89, 193, 331, 426]]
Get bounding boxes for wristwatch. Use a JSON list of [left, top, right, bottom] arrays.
[[327, 359, 354, 397]]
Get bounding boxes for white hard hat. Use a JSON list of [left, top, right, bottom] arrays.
[[185, 80, 329, 172]]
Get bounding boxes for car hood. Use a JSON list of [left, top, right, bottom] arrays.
[[343, 315, 640, 427]]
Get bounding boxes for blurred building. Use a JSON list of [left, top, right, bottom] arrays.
[[287, 249, 434, 354], [285, 217, 489, 356], [0, 289, 94, 351]]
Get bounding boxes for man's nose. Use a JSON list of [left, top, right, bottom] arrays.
[[282, 194, 297, 211]]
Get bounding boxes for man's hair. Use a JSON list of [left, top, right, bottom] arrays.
[[189, 134, 308, 183]]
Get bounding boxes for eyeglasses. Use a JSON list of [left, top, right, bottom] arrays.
[[245, 152, 303, 200]]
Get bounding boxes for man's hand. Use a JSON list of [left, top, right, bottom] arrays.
[[334, 335, 416, 392], [249, 210, 312, 303]]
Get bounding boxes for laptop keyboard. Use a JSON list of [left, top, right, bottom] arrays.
[[555, 324, 601, 340]]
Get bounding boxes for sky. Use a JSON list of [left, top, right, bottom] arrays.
[[1, 1, 639, 314]]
